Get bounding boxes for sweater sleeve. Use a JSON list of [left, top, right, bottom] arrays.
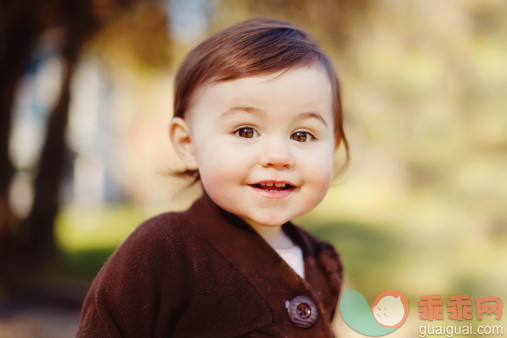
[[76, 213, 191, 337]]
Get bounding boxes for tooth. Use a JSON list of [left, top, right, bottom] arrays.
[[275, 183, 285, 188], [265, 182, 273, 187]]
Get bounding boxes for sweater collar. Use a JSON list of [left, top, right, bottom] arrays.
[[183, 192, 335, 324], [185, 191, 318, 272]]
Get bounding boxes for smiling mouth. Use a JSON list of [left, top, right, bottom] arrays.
[[249, 182, 296, 191]]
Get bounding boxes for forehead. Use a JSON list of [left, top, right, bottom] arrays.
[[187, 64, 334, 122]]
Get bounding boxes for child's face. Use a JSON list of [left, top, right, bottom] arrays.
[[173, 64, 336, 227]]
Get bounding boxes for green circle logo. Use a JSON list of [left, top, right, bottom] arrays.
[[340, 289, 409, 336]]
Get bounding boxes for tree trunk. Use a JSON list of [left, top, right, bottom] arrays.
[[24, 34, 83, 262], [0, 0, 44, 262]]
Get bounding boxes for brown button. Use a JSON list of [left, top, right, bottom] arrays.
[[286, 295, 318, 328]]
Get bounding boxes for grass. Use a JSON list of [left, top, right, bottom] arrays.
[[55, 205, 149, 281]]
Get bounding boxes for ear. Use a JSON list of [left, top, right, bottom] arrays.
[[334, 134, 342, 151], [169, 117, 198, 170]]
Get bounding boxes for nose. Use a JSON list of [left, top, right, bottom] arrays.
[[260, 137, 295, 169]]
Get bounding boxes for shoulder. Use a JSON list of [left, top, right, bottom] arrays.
[[123, 211, 194, 247], [78, 211, 202, 336], [98, 210, 207, 280], [86, 210, 207, 304]]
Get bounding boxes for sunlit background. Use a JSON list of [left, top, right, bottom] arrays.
[[1, 0, 506, 337]]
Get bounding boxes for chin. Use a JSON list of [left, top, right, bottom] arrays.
[[250, 215, 288, 228]]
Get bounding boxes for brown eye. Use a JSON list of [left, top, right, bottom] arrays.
[[291, 131, 313, 142], [236, 127, 257, 138]]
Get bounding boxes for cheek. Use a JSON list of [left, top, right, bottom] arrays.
[[303, 149, 334, 188], [200, 160, 250, 214], [196, 143, 249, 191]]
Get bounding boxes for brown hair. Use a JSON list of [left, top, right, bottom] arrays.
[[173, 18, 349, 182]]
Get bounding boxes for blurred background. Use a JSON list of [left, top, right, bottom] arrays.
[[1, 0, 506, 337]]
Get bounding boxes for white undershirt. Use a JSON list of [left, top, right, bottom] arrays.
[[245, 220, 305, 279], [276, 245, 305, 279]]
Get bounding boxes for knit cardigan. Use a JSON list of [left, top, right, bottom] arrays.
[[76, 193, 343, 337]]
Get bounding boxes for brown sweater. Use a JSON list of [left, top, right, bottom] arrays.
[[76, 193, 343, 337]]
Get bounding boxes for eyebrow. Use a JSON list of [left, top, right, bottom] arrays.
[[295, 111, 328, 127], [221, 106, 266, 119], [221, 105, 328, 127]]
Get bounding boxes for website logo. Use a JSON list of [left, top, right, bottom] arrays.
[[340, 289, 409, 336], [417, 294, 503, 337]]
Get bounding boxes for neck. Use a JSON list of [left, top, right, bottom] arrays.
[[244, 219, 294, 250]]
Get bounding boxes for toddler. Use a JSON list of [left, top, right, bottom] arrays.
[[77, 18, 347, 337]]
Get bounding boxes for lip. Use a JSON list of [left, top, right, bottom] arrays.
[[247, 180, 298, 200]]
